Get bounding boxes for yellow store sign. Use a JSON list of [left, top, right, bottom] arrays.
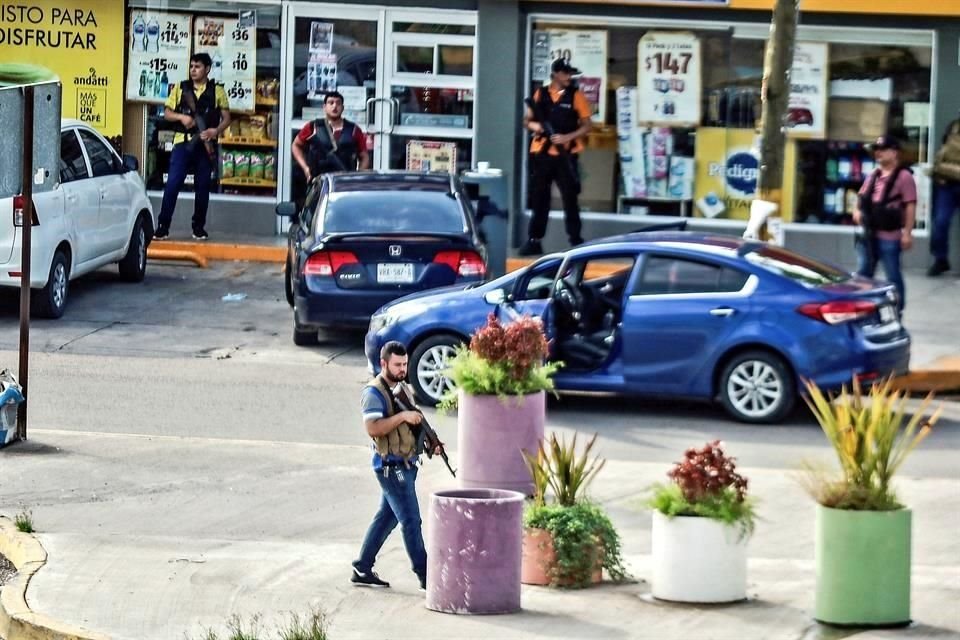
[[0, 2, 125, 140]]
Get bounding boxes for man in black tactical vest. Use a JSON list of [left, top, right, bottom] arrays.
[[519, 58, 594, 256], [292, 91, 370, 202], [352, 341, 429, 591], [156, 53, 231, 241]]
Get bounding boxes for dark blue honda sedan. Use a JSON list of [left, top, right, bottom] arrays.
[[280, 172, 487, 344], [365, 233, 911, 423]]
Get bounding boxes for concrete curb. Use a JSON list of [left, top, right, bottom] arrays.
[[0, 517, 108, 640]]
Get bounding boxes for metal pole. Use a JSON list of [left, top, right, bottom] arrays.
[[17, 85, 34, 440]]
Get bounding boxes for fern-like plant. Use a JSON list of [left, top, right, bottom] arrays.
[[801, 376, 939, 511]]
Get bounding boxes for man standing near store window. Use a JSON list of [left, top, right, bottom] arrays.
[[928, 111, 960, 277], [519, 58, 593, 256], [292, 91, 370, 188], [155, 53, 231, 241], [853, 135, 916, 311]]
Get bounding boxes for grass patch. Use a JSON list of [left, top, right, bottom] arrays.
[[188, 608, 328, 640], [14, 509, 33, 533]]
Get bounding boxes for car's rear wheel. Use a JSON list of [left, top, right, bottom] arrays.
[[410, 334, 462, 406], [32, 250, 69, 319], [719, 350, 795, 424], [293, 310, 318, 346], [284, 259, 294, 308], [119, 216, 148, 282]]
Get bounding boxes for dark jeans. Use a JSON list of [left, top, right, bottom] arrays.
[[158, 141, 214, 232], [528, 152, 583, 244], [931, 181, 960, 261], [857, 235, 905, 310], [353, 465, 427, 580]]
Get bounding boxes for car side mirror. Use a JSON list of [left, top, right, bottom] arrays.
[[484, 289, 506, 305], [276, 201, 298, 219], [122, 154, 139, 173]]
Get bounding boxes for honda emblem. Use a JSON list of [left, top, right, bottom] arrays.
[[389, 245, 402, 257]]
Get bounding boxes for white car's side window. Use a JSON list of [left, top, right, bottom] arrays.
[[60, 130, 89, 184], [77, 130, 120, 178]]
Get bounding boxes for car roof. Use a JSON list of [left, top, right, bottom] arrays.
[[61, 118, 91, 130], [578, 231, 760, 254], [328, 171, 456, 193]]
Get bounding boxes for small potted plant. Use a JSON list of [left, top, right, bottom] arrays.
[[520, 432, 628, 588], [801, 377, 940, 627], [647, 441, 756, 603], [442, 313, 561, 495]]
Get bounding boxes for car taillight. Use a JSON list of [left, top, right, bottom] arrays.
[[433, 250, 486, 277], [12, 195, 38, 227], [304, 250, 358, 276], [797, 300, 877, 325]]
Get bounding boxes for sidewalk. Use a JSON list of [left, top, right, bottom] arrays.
[[148, 234, 960, 389], [1, 429, 958, 640]]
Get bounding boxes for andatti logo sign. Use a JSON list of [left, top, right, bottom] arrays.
[[708, 151, 759, 196]]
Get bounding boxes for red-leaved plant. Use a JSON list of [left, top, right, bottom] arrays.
[[648, 440, 756, 536], [440, 313, 561, 405]]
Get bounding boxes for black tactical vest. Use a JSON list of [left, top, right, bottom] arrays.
[[174, 80, 222, 136], [307, 119, 360, 175], [859, 166, 907, 232], [536, 86, 580, 138]]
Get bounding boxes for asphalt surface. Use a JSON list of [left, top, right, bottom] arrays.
[[0, 260, 956, 639]]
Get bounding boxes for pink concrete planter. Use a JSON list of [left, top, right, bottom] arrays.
[[457, 389, 545, 496]]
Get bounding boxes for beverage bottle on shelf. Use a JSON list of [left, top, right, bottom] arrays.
[[138, 70, 148, 97], [851, 155, 862, 181], [159, 71, 169, 99], [838, 155, 852, 182], [835, 187, 846, 213], [146, 17, 160, 53], [132, 14, 146, 53], [825, 147, 839, 183], [824, 189, 836, 214]]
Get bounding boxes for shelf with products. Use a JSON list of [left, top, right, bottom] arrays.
[[220, 177, 277, 188], [220, 136, 278, 148]]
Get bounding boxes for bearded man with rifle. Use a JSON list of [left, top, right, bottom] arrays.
[[519, 58, 593, 256], [156, 53, 231, 241]]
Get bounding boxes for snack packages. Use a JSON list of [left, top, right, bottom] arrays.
[[234, 151, 250, 178], [221, 151, 235, 179], [249, 152, 265, 179], [247, 115, 267, 140], [264, 154, 277, 181]]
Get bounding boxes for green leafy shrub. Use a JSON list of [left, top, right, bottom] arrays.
[[522, 432, 627, 588], [801, 377, 939, 511], [14, 509, 33, 533], [648, 441, 756, 537], [440, 314, 561, 408]]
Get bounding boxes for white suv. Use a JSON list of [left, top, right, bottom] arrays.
[[0, 120, 155, 318]]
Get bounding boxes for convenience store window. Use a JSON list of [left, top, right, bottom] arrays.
[[127, 2, 283, 199], [525, 20, 934, 229]]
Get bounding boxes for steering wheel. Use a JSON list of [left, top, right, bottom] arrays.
[[554, 277, 584, 324]]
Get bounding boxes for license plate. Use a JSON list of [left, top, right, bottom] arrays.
[[377, 263, 414, 284], [879, 305, 897, 323]]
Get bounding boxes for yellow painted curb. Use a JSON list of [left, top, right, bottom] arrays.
[[0, 517, 108, 640], [146, 248, 209, 269], [149, 241, 286, 264]]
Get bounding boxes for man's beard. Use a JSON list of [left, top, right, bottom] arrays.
[[382, 370, 404, 384]]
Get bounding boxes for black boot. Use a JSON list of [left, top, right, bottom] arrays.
[[517, 239, 544, 256], [927, 258, 950, 277]]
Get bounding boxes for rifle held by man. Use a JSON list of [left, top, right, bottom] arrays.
[[524, 96, 581, 194], [392, 383, 457, 478]]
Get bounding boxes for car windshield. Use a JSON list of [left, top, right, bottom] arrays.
[[741, 245, 850, 286], [323, 191, 465, 234]]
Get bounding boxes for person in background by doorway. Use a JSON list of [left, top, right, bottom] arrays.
[[928, 111, 960, 277], [853, 135, 916, 311], [519, 58, 593, 256], [155, 53, 231, 241]]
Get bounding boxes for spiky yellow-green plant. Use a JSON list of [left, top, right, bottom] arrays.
[[802, 376, 940, 510]]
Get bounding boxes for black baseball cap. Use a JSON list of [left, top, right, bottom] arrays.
[[551, 58, 581, 75], [868, 134, 901, 152]]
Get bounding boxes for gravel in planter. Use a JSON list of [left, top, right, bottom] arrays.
[[0, 553, 15, 587]]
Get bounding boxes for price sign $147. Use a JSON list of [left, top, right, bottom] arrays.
[[645, 52, 693, 76]]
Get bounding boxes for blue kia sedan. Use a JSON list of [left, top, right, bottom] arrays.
[[279, 172, 487, 344], [365, 233, 910, 423]]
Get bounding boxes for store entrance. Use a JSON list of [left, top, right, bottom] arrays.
[[281, 3, 476, 209]]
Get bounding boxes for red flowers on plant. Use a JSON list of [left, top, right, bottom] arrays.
[[470, 313, 549, 380], [667, 440, 748, 503]]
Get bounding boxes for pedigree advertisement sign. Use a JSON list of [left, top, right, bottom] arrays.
[[0, 2, 125, 141]]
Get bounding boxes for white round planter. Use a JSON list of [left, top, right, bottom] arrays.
[[651, 511, 749, 603]]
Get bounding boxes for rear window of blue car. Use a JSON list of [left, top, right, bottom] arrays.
[[322, 191, 466, 234], [742, 245, 850, 286]]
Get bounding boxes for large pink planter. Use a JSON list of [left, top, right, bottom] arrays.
[[457, 389, 545, 496]]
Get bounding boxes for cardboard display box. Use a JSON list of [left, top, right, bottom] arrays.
[[828, 98, 888, 142]]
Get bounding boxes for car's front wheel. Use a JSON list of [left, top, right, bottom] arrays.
[[410, 334, 463, 406], [119, 216, 148, 282], [719, 350, 795, 424], [32, 249, 70, 319]]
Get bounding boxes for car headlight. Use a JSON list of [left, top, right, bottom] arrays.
[[368, 313, 399, 334]]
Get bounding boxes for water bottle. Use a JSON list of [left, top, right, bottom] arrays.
[[132, 15, 147, 53], [138, 70, 147, 97], [159, 71, 169, 99], [212, 53, 222, 82], [146, 17, 160, 53]]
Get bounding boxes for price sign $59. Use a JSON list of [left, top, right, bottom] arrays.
[[228, 81, 252, 101], [645, 52, 693, 76]]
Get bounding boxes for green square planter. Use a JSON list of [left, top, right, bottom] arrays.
[[815, 504, 912, 627]]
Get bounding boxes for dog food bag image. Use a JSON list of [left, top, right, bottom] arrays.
[[234, 151, 251, 178], [221, 151, 235, 179], [264, 154, 277, 181], [249, 152, 265, 179]]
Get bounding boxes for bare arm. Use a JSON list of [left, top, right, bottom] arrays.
[[365, 410, 422, 438], [551, 116, 592, 147], [357, 148, 370, 170], [901, 202, 916, 249], [524, 105, 543, 135], [292, 136, 311, 181], [164, 107, 193, 129]]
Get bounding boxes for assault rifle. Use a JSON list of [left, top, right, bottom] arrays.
[[524, 94, 581, 194], [392, 382, 457, 478], [180, 87, 217, 162]]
